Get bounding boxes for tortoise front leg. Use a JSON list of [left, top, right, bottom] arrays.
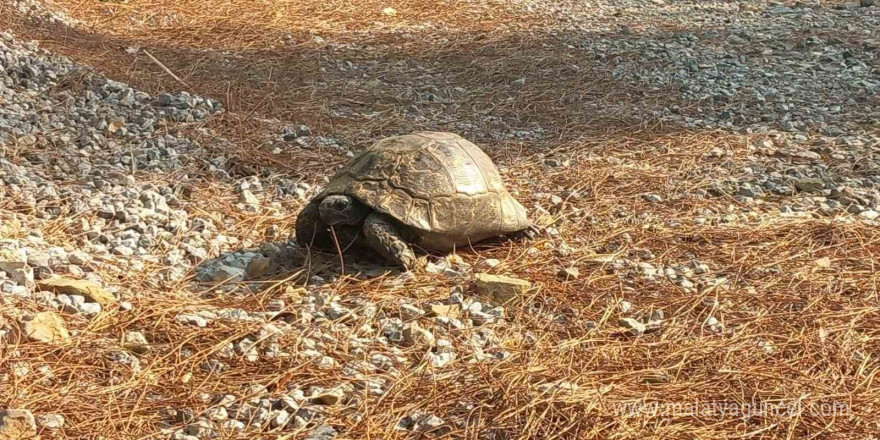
[[295, 201, 333, 250], [507, 223, 542, 242], [329, 224, 364, 252], [362, 212, 416, 271]]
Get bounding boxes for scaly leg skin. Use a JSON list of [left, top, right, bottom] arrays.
[[295, 201, 333, 250], [362, 212, 416, 271]]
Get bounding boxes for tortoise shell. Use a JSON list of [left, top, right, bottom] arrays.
[[315, 131, 530, 250]]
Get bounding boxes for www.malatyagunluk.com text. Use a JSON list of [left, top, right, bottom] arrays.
[[613, 400, 850, 419]]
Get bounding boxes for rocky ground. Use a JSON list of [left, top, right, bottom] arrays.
[[1, 0, 880, 439]]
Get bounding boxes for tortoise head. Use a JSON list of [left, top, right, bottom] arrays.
[[318, 195, 371, 226]]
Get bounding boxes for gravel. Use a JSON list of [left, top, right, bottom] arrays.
[[0, 29, 257, 307]]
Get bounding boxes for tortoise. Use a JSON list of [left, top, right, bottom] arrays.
[[294, 131, 535, 270]]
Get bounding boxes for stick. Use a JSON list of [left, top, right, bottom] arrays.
[[142, 49, 191, 88], [329, 226, 345, 276]]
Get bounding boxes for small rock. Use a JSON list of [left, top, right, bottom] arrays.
[[204, 407, 228, 421], [270, 409, 290, 428], [324, 302, 352, 320], [174, 409, 196, 424], [246, 256, 272, 279], [107, 350, 142, 372], [266, 299, 285, 312], [466, 301, 483, 314], [758, 340, 776, 355], [701, 297, 718, 309], [317, 356, 337, 370], [246, 406, 271, 425], [691, 261, 710, 274], [172, 432, 199, 440], [400, 303, 425, 320], [425, 260, 451, 275], [124, 331, 151, 354], [305, 425, 338, 440], [469, 310, 497, 326], [308, 386, 346, 405], [557, 267, 580, 280], [206, 265, 245, 283], [36, 277, 115, 306], [176, 313, 209, 327], [239, 189, 260, 206], [474, 273, 531, 304], [184, 419, 215, 438], [426, 303, 461, 318], [859, 210, 879, 221], [412, 413, 449, 435], [220, 420, 245, 431], [0, 409, 37, 439], [33, 290, 55, 307], [794, 178, 825, 193], [426, 351, 455, 368], [649, 310, 665, 322], [555, 242, 573, 257], [113, 245, 134, 256], [278, 395, 300, 411], [706, 316, 723, 332], [483, 258, 501, 268], [11, 362, 29, 379], [216, 394, 236, 407], [402, 322, 435, 346], [77, 302, 102, 316], [643, 194, 663, 203], [0, 262, 34, 288], [544, 157, 570, 167], [18, 312, 70, 344], [36, 414, 64, 430], [68, 251, 92, 266], [618, 318, 646, 335]]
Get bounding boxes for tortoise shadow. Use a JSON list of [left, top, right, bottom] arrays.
[[191, 231, 524, 289], [191, 238, 411, 288]]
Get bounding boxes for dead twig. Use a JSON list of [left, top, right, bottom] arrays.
[[142, 48, 191, 88]]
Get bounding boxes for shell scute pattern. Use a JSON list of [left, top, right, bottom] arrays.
[[424, 140, 488, 196], [315, 132, 530, 243]]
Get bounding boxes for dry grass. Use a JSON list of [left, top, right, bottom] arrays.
[[2, 1, 880, 439]]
